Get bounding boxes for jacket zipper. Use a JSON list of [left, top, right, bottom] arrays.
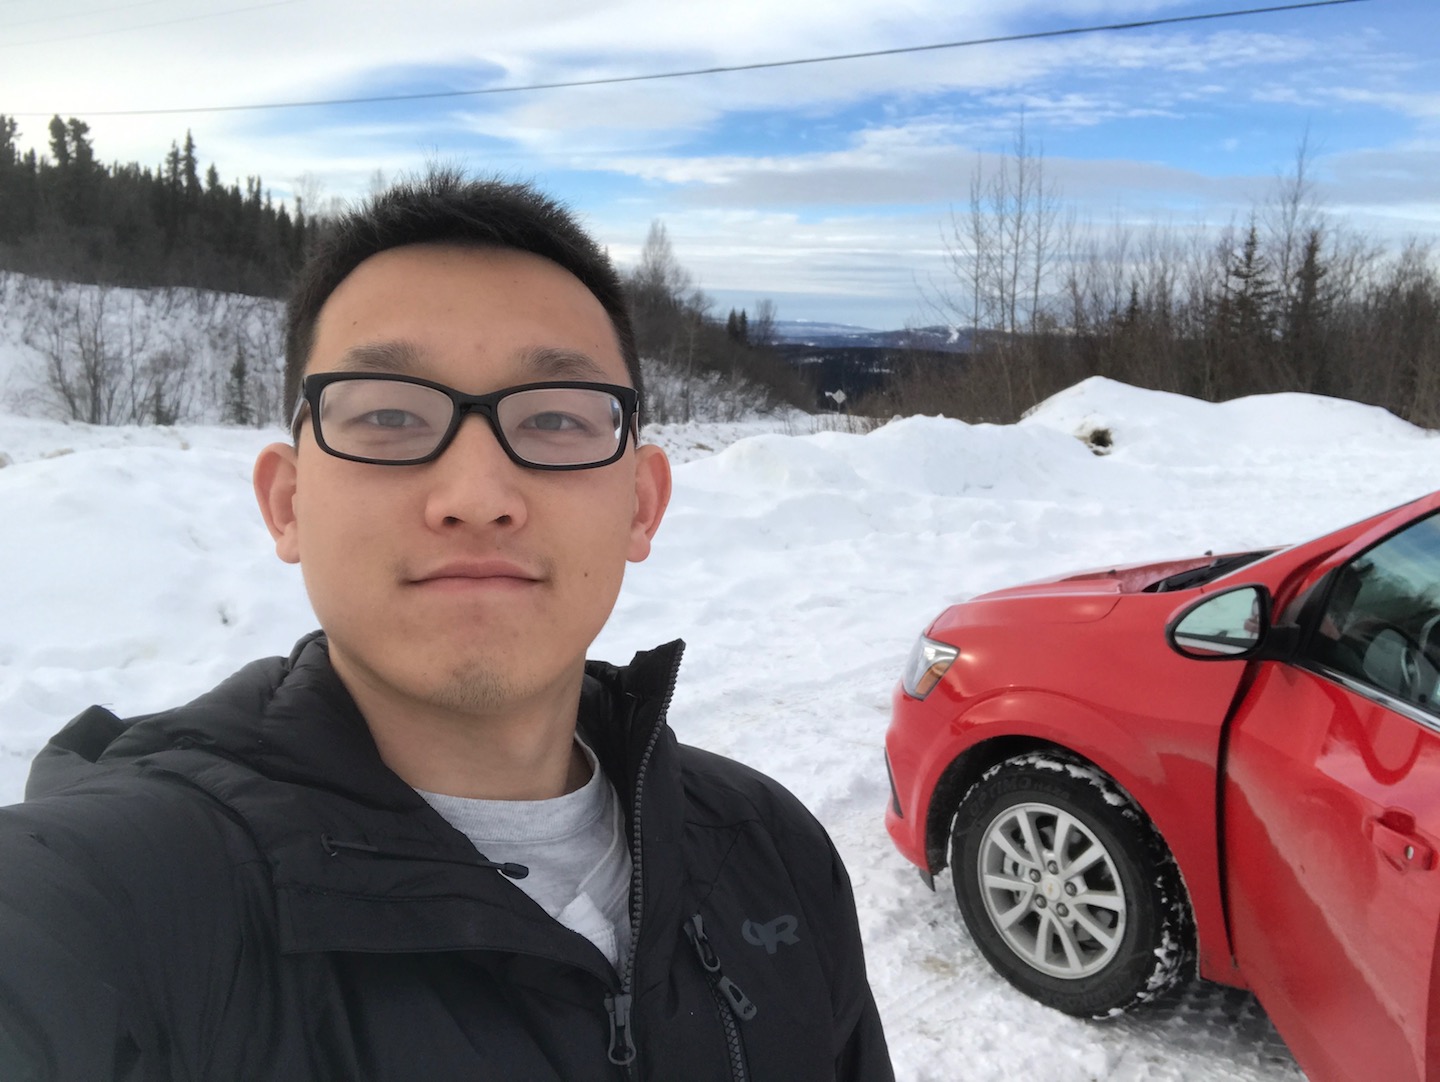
[[319, 835, 530, 878], [326, 832, 641, 1073], [604, 644, 685, 1078], [604, 991, 636, 1070], [684, 914, 755, 1082], [322, 646, 687, 1080]]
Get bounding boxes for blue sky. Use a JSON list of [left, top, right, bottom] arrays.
[[4, 0, 1437, 328]]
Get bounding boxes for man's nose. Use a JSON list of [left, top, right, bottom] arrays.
[[420, 412, 529, 530]]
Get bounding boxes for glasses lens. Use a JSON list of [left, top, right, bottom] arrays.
[[497, 387, 625, 467], [317, 379, 454, 461]]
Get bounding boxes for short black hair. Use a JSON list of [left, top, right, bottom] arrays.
[[283, 169, 640, 421]]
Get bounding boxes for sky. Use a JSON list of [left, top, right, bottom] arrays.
[[3, 0, 1438, 328]]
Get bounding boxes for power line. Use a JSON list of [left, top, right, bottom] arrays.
[[0, 0, 299, 49], [0, 0, 169, 33], [15, 0, 1367, 119]]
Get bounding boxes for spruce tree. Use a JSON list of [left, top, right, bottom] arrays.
[[223, 346, 254, 426]]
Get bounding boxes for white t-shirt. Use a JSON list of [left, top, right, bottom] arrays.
[[416, 741, 632, 969]]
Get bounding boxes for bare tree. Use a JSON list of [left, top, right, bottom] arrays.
[[290, 171, 345, 221], [25, 283, 128, 424], [23, 280, 198, 425], [628, 221, 705, 421], [750, 298, 778, 349], [926, 122, 1068, 419], [632, 222, 691, 298], [941, 167, 993, 338], [1262, 133, 1324, 310], [950, 123, 1065, 339]]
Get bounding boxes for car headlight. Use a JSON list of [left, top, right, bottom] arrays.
[[901, 635, 959, 699]]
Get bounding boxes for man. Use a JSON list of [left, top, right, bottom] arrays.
[[0, 172, 893, 1081]]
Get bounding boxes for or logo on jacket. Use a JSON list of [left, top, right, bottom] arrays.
[[742, 915, 800, 955]]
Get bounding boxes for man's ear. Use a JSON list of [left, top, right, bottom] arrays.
[[627, 444, 672, 563], [254, 442, 301, 565]]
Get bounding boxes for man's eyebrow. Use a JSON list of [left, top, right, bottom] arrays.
[[335, 342, 426, 374], [333, 342, 617, 383], [520, 346, 614, 382]]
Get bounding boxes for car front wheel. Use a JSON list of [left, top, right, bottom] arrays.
[[951, 751, 1191, 1018]]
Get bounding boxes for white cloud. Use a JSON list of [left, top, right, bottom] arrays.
[[5, 3, 1382, 168], [1325, 88, 1440, 121], [2, 0, 1432, 329]]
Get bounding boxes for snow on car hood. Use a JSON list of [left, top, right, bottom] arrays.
[[979, 552, 1232, 600]]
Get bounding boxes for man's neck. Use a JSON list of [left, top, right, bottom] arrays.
[[330, 648, 591, 801]]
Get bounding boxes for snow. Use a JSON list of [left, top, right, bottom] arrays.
[[0, 272, 286, 426], [5, 375, 1440, 1079]]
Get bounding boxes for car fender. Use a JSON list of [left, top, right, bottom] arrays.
[[920, 688, 1241, 986]]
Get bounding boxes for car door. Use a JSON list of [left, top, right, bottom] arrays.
[[1222, 510, 1440, 1082]]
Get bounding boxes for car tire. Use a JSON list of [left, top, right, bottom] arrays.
[[951, 751, 1191, 1018]]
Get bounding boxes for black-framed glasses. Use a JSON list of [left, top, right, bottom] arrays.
[[292, 373, 640, 470]]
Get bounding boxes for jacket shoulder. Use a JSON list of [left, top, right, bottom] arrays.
[[2, 760, 263, 920], [674, 742, 828, 839]]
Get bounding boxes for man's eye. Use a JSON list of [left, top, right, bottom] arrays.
[[521, 411, 589, 434], [357, 409, 424, 429]]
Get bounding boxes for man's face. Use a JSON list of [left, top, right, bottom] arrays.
[[254, 243, 669, 719]]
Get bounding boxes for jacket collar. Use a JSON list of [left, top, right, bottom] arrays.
[[44, 633, 688, 963]]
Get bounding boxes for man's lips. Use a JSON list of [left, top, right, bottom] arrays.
[[407, 560, 543, 589]]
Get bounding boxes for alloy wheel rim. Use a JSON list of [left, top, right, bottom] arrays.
[[975, 801, 1128, 979]]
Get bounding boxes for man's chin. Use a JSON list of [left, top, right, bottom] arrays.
[[330, 640, 508, 713], [328, 628, 591, 717], [421, 666, 520, 717]]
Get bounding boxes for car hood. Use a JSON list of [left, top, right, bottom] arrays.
[[923, 546, 1284, 638], [921, 554, 1216, 637]]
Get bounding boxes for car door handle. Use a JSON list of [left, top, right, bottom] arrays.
[[1366, 812, 1435, 872]]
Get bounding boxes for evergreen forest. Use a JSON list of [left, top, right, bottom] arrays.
[[0, 115, 306, 297]]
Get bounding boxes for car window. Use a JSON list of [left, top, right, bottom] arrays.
[[1308, 511, 1440, 713]]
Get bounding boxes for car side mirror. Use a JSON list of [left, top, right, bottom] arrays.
[[1167, 584, 1272, 660]]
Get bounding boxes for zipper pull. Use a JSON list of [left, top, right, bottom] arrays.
[[685, 914, 720, 972], [717, 976, 757, 1021], [605, 992, 637, 1066], [684, 914, 757, 1021]]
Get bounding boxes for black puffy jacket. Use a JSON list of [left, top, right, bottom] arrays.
[[0, 634, 893, 1081]]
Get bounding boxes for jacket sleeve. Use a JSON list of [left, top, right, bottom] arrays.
[[822, 836, 895, 1082], [0, 780, 250, 1082], [835, 995, 893, 1082], [0, 803, 147, 1081]]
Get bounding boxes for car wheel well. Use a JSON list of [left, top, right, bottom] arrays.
[[924, 735, 1056, 872]]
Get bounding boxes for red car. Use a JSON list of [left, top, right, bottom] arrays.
[[885, 489, 1440, 1082]]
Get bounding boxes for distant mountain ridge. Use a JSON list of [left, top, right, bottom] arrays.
[[772, 320, 970, 353]]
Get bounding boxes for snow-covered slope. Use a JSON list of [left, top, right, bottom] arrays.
[[0, 271, 793, 429], [5, 376, 1439, 1079], [0, 271, 287, 424]]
